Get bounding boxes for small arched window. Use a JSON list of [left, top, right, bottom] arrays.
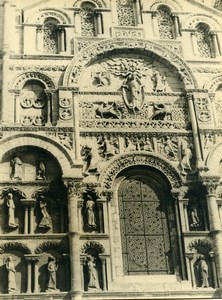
[[80, 2, 96, 36], [157, 5, 174, 39], [195, 23, 213, 58], [43, 18, 60, 54], [116, 0, 136, 27]]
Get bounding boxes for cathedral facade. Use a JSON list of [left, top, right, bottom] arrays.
[[0, 0, 222, 299]]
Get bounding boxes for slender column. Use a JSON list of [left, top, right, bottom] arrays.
[[60, 28, 66, 52], [36, 27, 43, 52], [33, 258, 39, 293], [13, 90, 20, 124], [65, 180, 83, 300], [209, 251, 219, 288], [172, 15, 180, 37], [95, 11, 103, 35], [171, 189, 187, 280], [191, 31, 198, 55], [24, 206, 29, 234], [186, 253, 195, 287], [201, 176, 222, 285], [73, 93, 81, 160], [101, 257, 107, 290], [151, 11, 159, 36], [187, 92, 203, 167], [99, 203, 103, 233], [134, 0, 142, 24], [74, 9, 81, 34], [218, 201, 222, 228], [182, 200, 189, 231], [25, 258, 32, 293], [212, 33, 220, 57], [45, 91, 52, 125], [103, 200, 109, 234], [80, 257, 85, 290], [30, 205, 35, 234]]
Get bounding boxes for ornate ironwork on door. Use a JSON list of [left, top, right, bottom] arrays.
[[118, 176, 172, 275]]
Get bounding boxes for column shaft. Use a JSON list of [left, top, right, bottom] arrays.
[[187, 94, 203, 166], [24, 206, 29, 234], [135, 0, 142, 24], [34, 261, 39, 293], [30, 206, 34, 234], [27, 262, 32, 293]]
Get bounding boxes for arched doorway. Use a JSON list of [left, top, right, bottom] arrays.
[[117, 168, 179, 276]]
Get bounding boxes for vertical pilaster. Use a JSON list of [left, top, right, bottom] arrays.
[[201, 176, 222, 285], [191, 31, 198, 56], [36, 27, 43, 52], [65, 180, 83, 300], [74, 9, 81, 34], [186, 253, 195, 287], [73, 92, 81, 160], [186, 92, 203, 168], [151, 11, 159, 37]]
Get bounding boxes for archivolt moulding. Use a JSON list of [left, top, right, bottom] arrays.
[[63, 38, 197, 90], [99, 152, 182, 190], [73, 0, 106, 8], [0, 242, 31, 254], [188, 238, 214, 253], [205, 142, 222, 175], [147, 0, 182, 11], [10, 71, 57, 91], [27, 8, 71, 24], [0, 133, 75, 177], [80, 241, 105, 254], [203, 75, 222, 92], [35, 241, 67, 254], [182, 13, 222, 30]]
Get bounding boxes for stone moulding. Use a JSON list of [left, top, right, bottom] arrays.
[[35, 241, 66, 254], [203, 75, 222, 92], [0, 242, 31, 254], [27, 8, 71, 25], [188, 238, 214, 253], [80, 241, 105, 254], [63, 38, 197, 89], [99, 152, 182, 190], [10, 71, 57, 91]]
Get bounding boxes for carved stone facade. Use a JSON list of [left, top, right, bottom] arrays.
[[0, 0, 222, 299]]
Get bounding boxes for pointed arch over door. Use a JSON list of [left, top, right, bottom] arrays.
[[118, 172, 178, 276]]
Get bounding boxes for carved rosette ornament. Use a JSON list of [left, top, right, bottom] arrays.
[[201, 176, 220, 195]]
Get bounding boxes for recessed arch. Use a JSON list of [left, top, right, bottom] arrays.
[[27, 8, 71, 24], [204, 75, 222, 92], [182, 13, 221, 31], [146, 0, 182, 11], [10, 71, 56, 91], [73, 0, 106, 8], [99, 152, 183, 191], [63, 38, 197, 89], [0, 134, 75, 177]]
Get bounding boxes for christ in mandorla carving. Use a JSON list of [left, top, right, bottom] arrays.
[[122, 72, 144, 113]]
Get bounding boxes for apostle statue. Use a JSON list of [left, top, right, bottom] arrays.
[[5, 256, 17, 293]]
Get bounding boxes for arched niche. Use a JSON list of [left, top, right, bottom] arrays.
[[1, 146, 62, 182], [32, 185, 68, 234], [0, 242, 31, 294], [0, 134, 74, 178], [0, 188, 26, 235], [113, 166, 180, 277]]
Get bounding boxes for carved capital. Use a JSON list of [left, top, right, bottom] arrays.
[[171, 186, 188, 200], [64, 180, 82, 198], [186, 92, 193, 102], [102, 190, 113, 201], [20, 198, 36, 207], [201, 176, 220, 195], [24, 254, 40, 263], [186, 253, 194, 260]]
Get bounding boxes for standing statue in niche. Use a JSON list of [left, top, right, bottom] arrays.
[[46, 256, 59, 292], [180, 144, 193, 175], [81, 145, 98, 177], [85, 255, 100, 289], [85, 195, 97, 230], [5, 256, 17, 293], [196, 256, 209, 288], [122, 72, 144, 113], [151, 69, 166, 92], [39, 197, 52, 229], [36, 160, 46, 180], [6, 193, 17, 229], [188, 197, 201, 228], [10, 156, 23, 180]]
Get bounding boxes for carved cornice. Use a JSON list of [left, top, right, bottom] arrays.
[[100, 152, 182, 190]]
